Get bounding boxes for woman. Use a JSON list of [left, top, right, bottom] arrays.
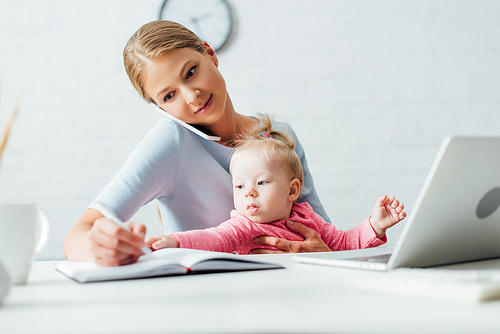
[[63, 21, 331, 266]]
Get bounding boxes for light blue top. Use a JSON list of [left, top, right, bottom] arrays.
[[90, 118, 330, 234]]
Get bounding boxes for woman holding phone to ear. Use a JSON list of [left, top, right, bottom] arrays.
[[63, 20, 332, 266]]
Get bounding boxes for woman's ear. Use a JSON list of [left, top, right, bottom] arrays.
[[288, 179, 301, 202], [202, 41, 218, 67]]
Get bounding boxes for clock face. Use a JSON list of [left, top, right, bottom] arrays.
[[159, 0, 233, 52]]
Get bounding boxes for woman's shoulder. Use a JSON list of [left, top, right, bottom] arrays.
[[271, 119, 294, 132], [254, 117, 297, 138], [149, 117, 182, 139], [124, 118, 184, 171], [139, 117, 192, 152]]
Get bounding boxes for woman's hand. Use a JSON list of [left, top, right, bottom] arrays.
[[249, 220, 332, 254], [87, 217, 148, 266]]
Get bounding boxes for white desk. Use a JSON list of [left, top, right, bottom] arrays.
[[2, 252, 500, 333]]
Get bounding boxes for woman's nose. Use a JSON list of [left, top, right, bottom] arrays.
[[185, 88, 201, 104], [194, 89, 201, 99]]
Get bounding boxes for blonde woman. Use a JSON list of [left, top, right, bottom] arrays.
[[147, 114, 406, 254], [64, 21, 334, 266]]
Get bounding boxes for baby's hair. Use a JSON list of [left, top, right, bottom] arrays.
[[230, 113, 304, 190], [123, 20, 205, 104]]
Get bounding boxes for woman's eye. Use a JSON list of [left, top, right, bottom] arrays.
[[163, 92, 174, 103], [186, 66, 197, 79]]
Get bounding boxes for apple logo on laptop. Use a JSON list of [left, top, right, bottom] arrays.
[[476, 187, 500, 219]]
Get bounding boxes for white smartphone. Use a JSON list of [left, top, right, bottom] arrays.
[[156, 107, 221, 141]]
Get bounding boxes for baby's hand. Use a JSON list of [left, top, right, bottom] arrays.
[[146, 235, 179, 250], [370, 195, 406, 239]]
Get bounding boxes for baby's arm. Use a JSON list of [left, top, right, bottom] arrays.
[[370, 195, 406, 239], [146, 221, 244, 253], [146, 235, 179, 250]]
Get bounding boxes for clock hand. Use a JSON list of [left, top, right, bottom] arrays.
[[190, 19, 205, 40], [191, 12, 215, 40], [191, 12, 213, 23]]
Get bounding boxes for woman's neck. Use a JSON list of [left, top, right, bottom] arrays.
[[205, 97, 259, 147]]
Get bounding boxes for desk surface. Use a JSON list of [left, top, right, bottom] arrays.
[[2, 250, 500, 334]]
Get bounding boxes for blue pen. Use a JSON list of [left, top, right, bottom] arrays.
[[94, 202, 152, 254]]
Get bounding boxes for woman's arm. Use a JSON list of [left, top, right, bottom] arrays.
[[63, 208, 147, 266], [63, 209, 100, 262], [64, 120, 183, 265]]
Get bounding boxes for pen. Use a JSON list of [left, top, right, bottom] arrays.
[[94, 202, 152, 254]]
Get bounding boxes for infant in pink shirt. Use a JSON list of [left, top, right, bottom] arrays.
[[173, 202, 385, 254], [147, 114, 406, 254]]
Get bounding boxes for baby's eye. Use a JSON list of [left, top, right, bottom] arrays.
[[258, 181, 269, 186], [186, 66, 197, 79], [235, 185, 244, 190], [163, 91, 175, 103]]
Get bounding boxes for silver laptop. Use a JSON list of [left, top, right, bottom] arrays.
[[293, 136, 500, 271]]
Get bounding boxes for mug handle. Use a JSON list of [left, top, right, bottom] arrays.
[[34, 210, 50, 254]]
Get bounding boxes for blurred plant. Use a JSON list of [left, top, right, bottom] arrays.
[[0, 76, 23, 165]]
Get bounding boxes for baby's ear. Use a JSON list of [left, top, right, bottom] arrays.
[[288, 179, 301, 202]]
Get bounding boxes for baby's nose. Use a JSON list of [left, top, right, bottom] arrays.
[[245, 189, 257, 198]]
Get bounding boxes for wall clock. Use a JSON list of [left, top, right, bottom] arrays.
[[159, 0, 233, 52]]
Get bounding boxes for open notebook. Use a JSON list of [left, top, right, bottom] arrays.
[[57, 248, 283, 283]]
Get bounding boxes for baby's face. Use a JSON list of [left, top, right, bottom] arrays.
[[231, 150, 294, 223]]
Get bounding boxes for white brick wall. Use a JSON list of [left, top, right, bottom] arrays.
[[0, 0, 499, 259]]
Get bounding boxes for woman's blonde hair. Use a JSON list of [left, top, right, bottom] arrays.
[[123, 20, 205, 103], [230, 114, 304, 190]]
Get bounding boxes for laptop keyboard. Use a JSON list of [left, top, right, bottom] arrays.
[[347, 268, 500, 303], [351, 254, 392, 263]]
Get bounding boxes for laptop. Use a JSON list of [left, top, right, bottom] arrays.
[[293, 136, 500, 271]]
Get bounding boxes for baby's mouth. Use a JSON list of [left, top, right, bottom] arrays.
[[246, 203, 259, 215]]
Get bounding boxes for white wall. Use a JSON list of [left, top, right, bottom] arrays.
[[0, 0, 499, 260]]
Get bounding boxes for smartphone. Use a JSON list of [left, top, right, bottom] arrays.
[[156, 107, 221, 141]]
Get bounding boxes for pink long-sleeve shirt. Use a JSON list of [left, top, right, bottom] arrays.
[[172, 202, 386, 254]]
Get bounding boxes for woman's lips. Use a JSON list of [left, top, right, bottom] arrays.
[[195, 94, 212, 114]]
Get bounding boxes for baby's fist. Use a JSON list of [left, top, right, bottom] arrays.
[[370, 195, 406, 238], [146, 235, 179, 250]]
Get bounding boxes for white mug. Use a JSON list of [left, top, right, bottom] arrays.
[[0, 203, 50, 285]]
